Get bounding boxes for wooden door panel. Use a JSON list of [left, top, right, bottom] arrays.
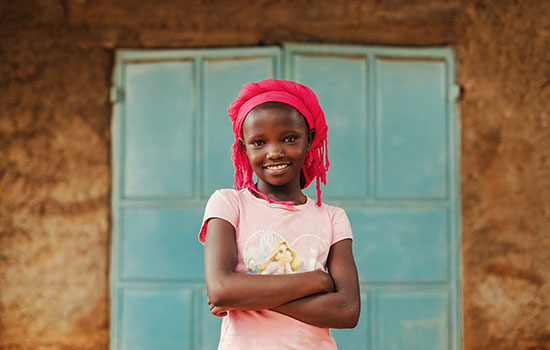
[[375, 59, 448, 199], [120, 288, 194, 350], [377, 291, 448, 350], [124, 62, 195, 199], [121, 208, 204, 280], [349, 208, 448, 282]]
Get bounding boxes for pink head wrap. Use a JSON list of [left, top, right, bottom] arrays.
[[228, 78, 330, 206]]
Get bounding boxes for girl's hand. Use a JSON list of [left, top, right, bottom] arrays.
[[272, 239, 361, 329], [313, 269, 335, 293], [208, 297, 229, 317]]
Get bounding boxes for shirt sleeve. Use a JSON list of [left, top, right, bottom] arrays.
[[330, 206, 353, 245], [198, 189, 239, 244]]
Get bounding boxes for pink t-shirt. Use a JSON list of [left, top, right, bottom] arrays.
[[199, 188, 353, 350]]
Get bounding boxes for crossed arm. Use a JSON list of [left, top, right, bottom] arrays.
[[203, 218, 361, 329]]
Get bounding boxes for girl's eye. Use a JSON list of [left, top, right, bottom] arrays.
[[283, 136, 296, 142], [251, 140, 264, 147]]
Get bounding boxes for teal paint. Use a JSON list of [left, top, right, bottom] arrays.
[[377, 291, 448, 350], [121, 288, 194, 350], [121, 208, 204, 280], [124, 61, 195, 198], [375, 59, 447, 199], [111, 44, 461, 350], [348, 208, 448, 282]]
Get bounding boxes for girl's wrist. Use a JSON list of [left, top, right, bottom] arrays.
[[325, 272, 335, 293]]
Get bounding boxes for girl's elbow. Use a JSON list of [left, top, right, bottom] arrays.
[[337, 300, 361, 328], [206, 279, 231, 307], [347, 305, 361, 328], [207, 291, 224, 307], [338, 310, 359, 329]]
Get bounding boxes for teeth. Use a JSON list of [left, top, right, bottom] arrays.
[[267, 164, 288, 170]]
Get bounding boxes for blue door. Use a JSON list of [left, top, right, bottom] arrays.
[[111, 44, 461, 350]]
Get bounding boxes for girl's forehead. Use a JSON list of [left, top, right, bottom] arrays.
[[243, 104, 307, 131], [248, 102, 300, 118]]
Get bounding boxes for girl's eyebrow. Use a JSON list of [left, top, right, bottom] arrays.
[[243, 124, 305, 139], [244, 134, 264, 140]]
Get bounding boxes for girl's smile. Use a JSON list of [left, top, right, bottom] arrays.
[[241, 102, 313, 203], [265, 163, 289, 170], [264, 162, 291, 176]]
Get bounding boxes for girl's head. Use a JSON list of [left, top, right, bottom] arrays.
[[228, 78, 330, 206], [241, 102, 314, 192]]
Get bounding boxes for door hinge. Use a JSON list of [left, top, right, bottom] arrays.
[[110, 86, 124, 104]]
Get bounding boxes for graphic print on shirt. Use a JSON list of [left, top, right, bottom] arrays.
[[242, 227, 329, 275], [258, 241, 301, 275]]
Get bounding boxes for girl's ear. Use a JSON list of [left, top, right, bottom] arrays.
[[239, 138, 246, 152], [308, 129, 316, 149]]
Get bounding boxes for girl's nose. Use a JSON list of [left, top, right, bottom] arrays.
[[266, 146, 284, 159]]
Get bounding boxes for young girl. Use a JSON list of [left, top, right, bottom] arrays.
[[199, 78, 360, 349]]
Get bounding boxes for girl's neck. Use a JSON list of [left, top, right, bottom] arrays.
[[254, 181, 307, 205]]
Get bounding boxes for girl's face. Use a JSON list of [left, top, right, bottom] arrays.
[[241, 103, 312, 192]]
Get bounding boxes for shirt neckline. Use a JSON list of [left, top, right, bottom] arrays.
[[244, 188, 313, 211]]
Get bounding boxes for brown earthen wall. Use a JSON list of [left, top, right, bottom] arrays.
[[0, 0, 548, 349]]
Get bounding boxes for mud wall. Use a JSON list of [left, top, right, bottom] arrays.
[[0, 0, 548, 349], [458, 1, 550, 349]]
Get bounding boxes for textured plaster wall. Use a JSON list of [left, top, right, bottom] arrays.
[[0, 0, 548, 349], [458, 1, 550, 349]]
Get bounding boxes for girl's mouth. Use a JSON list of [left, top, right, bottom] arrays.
[[265, 163, 289, 170]]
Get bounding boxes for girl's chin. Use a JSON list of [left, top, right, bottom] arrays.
[[258, 171, 302, 187], [257, 180, 295, 190]]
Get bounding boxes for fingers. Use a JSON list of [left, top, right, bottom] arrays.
[[207, 297, 228, 317], [211, 306, 228, 317]]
